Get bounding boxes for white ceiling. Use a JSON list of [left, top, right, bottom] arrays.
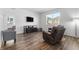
[[0, 8, 54, 14], [25, 8, 54, 13]]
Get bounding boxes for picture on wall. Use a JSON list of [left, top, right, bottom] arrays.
[[8, 16, 14, 24], [7, 16, 15, 27]]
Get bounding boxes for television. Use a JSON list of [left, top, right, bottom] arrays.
[[26, 17, 33, 22]]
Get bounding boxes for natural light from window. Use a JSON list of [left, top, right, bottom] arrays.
[[46, 12, 60, 26]]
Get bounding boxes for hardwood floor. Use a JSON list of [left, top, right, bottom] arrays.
[[0, 32, 79, 50]]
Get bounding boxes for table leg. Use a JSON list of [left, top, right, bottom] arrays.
[[4, 41, 6, 46], [14, 39, 16, 43]]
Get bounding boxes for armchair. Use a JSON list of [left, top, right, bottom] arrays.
[[43, 25, 65, 45]]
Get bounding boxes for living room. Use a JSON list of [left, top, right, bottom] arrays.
[[0, 8, 79, 50]]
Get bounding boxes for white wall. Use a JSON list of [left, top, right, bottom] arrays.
[[60, 8, 79, 37], [40, 8, 79, 37], [60, 8, 75, 37], [0, 15, 3, 47], [0, 8, 40, 34], [14, 9, 40, 34]]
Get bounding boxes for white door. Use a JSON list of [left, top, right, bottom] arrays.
[[0, 15, 3, 47]]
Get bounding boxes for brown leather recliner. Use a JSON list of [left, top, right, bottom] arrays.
[[42, 25, 65, 45]]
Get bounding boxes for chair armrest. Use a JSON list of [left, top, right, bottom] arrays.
[[43, 31, 51, 36], [47, 32, 51, 35]]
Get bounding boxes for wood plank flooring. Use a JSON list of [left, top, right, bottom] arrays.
[[0, 32, 79, 50]]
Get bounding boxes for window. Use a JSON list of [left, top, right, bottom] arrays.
[[46, 12, 60, 26]]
